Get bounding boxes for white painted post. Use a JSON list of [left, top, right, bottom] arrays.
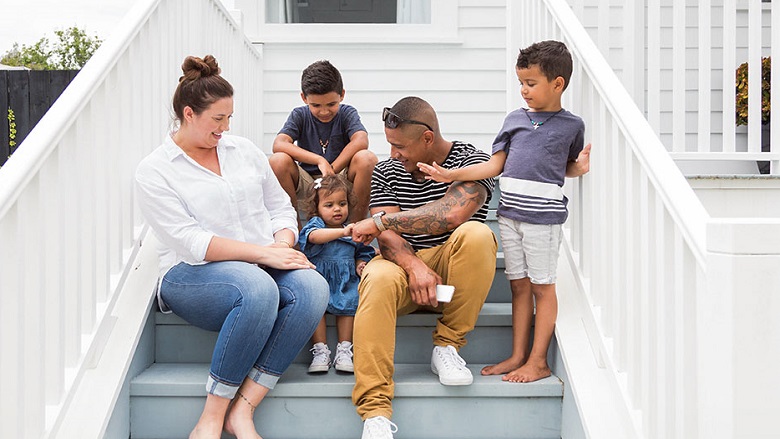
[[722, 0, 736, 153], [747, 1, 762, 155], [0, 208, 21, 438], [647, 0, 661, 132], [702, 220, 780, 437], [773, 2, 780, 174], [698, 0, 712, 152], [672, 0, 685, 152]]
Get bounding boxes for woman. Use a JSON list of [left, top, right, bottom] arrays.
[[135, 54, 329, 439]]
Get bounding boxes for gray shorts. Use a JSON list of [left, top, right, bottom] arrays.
[[498, 215, 563, 285]]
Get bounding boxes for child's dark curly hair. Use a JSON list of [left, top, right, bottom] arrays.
[[303, 174, 355, 220]]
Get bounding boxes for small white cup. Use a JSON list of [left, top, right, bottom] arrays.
[[435, 284, 455, 303]]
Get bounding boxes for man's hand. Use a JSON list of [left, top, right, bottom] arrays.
[[351, 217, 380, 244], [406, 258, 442, 307]]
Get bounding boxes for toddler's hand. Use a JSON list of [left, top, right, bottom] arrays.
[[417, 161, 453, 183], [343, 223, 354, 237], [356, 259, 367, 276]]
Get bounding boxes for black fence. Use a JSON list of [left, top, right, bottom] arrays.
[[1, 69, 79, 166]]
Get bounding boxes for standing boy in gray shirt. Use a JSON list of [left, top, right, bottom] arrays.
[[418, 40, 591, 383]]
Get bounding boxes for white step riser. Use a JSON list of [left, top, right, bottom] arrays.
[[155, 324, 522, 365], [130, 395, 561, 439]]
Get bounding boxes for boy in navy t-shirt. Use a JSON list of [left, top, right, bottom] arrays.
[[419, 40, 592, 383], [270, 60, 377, 223]]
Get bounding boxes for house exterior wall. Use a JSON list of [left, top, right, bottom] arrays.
[[234, 0, 513, 156], [571, 0, 772, 156]]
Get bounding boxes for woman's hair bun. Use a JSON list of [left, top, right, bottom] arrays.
[[179, 55, 221, 83]]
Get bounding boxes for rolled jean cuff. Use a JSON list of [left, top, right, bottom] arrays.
[[206, 375, 240, 399], [248, 366, 280, 390]]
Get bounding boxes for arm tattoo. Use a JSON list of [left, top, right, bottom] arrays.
[[378, 238, 415, 264], [383, 181, 487, 235]]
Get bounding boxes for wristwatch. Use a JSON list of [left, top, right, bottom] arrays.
[[372, 210, 387, 232]]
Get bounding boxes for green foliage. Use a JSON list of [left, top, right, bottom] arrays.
[[52, 27, 102, 69], [735, 56, 771, 126], [1, 39, 54, 70], [0, 26, 102, 70], [8, 108, 17, 150]]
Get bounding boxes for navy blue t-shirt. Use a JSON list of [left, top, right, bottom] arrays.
[[279, 104, 366, 175], [493, 108, 584, 225]]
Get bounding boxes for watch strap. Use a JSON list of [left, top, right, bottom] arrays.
[[373, 212, 387, 232]]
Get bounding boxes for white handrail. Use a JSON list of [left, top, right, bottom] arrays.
[[0, 0, 263, 436], [514, 0, 711, 437], [576, 0, 777, 173]]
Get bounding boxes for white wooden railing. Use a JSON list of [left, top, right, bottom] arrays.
[[514, 1, 780, 438], [0, 0, 262, 437], [569, 0, 779, 174]]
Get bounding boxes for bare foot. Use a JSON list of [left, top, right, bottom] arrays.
[[224, 405, 262, 439], [189, 422, 222, 439], [502, 360, 551, 383], [480, 357, 526, 376]]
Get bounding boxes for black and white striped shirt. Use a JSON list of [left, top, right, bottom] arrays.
[[369, 141, 495, 250]]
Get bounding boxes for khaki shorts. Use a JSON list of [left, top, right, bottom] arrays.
[[295, 165, 352, 205]]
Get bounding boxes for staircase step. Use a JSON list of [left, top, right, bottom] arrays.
[[154, 303, 520, 365], [130, 363, 562, 439]]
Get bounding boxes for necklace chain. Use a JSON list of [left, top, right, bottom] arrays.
[[525, 109, 562, 130], [319, 138, 329, 154]]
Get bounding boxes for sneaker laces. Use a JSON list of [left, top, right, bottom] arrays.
[[365, 416, 398, 436], [310, 343, 331, 363], [436, 345, 467, 371], [336, 341, 353, 360]]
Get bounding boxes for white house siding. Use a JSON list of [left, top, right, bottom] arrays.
[[571, 0, 772, 156], [237, 0, 513, 156]]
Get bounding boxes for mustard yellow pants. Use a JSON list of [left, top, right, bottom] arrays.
[[352, 221, 498, 420]]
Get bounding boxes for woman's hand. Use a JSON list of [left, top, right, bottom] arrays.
[[257, 246, 315, 270]]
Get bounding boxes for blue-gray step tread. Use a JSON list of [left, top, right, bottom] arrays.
[[154, 302, 513, 327], [130, 363, 561, 439], [132, 362, 562, 398]]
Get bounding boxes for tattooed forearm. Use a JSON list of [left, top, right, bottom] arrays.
[[383, 181, 487, 235], [378, 237, 416, 265]]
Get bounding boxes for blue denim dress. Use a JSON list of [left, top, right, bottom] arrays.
[[299, 216, 376, 315]]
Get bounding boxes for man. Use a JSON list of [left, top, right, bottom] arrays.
[[350, 96, 498, 439]]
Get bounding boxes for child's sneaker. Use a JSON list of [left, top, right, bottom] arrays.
[[361, 416, 398, 439], [333, 340, 354, 373], [308, 342, 331, 373]]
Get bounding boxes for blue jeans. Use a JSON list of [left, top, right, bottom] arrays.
[[160, 261, 329, 399]]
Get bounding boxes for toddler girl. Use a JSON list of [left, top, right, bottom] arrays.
[[299, 175, 376, 373]]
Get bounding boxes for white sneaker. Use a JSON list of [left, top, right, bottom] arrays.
[[308, 342, 331, 373], [333, 340, 354, 373], [431, 345, 473, 385], [361, 416, 398, 439]]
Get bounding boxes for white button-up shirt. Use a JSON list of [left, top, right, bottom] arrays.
[[135, 134, 298, 280]]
